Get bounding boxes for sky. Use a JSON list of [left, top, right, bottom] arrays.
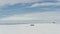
[[0, 0, 60, 23]]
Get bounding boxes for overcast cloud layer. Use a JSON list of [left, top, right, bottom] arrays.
[[0, 0, 60, 6], [0, 11, 60, 23], [0, 0, 40, 6], [0, 0, 60, 23]]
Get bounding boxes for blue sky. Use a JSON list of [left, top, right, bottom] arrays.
[[0, 0, 60, 23]]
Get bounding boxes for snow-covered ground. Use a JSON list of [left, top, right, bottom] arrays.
[[0, 23, 59, 34]]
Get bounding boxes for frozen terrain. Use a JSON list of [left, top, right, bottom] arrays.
[[0, 23, 59, 34]]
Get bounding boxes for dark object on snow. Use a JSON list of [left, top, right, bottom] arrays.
[[30, 24, 35, 26], [52, 22, 55, 24]]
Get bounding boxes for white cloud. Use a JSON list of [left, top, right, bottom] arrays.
[[0, 11, 60, 23], [0, 0, 41, 6], [0, 0, 60, 6], [30, 2, 60, 7]]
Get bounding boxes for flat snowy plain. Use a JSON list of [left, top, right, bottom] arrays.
[[0, 23, 59, 34]]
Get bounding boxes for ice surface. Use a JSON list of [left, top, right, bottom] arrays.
[[0, 23, 59, 34]]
